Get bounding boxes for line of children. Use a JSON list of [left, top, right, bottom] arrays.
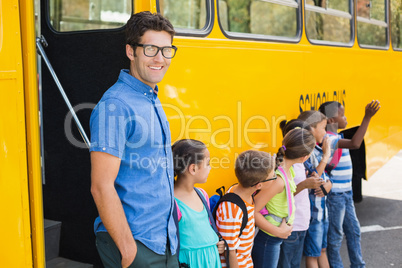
[[171, 100, 379, 268]]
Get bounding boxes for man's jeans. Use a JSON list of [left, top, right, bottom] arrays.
[[252, 230, 283, 268], [327, 191, 365, 268], [278, 230, 306, 268]]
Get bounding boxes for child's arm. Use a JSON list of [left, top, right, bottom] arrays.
[[338, 100, 380, 149], [315, 137, 331, 177], [294, 171, 324, 196], [228, 250, 240, 268], [254, 178, 293, 238]]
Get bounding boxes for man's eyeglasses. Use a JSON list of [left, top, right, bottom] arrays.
[[251, 174, 277, 187], [132, 44, 178, 59]]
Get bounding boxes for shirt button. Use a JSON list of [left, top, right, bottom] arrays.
[[102, 147, 106, 151], [144, 93, 147, 95], [149, 90, 152, 93]]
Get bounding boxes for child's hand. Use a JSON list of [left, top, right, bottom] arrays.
[[364, 100, 380, 118], [276, 218, 293, 239], [305, 172, 324, 189], [216, 240, 225, 254], [314, 180, 332, 197], [322, 136, 331, 159]]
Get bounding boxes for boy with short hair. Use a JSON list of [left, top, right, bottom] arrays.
[[215, 150, 275, 268], [318, 100, 380, 268]]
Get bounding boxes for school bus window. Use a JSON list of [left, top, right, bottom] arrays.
[[357, 0, 387, 47], [159, 0, 209, 31], [391, 0, 402, 49], [305, 0, 352, 44], [218, 0, 300, 39], [49, 0, 131, 32]]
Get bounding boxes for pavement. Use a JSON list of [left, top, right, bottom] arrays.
[[302, 150, 402, 267]]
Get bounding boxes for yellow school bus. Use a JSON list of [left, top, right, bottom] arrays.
[[1, 0, 401, 266]]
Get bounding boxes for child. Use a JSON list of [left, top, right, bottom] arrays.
[[318, 100, 380, 268], [278, 120, 324, 268], [297, 110, 332, 268], [172, 139, 224, 268], [252, 128, 316, 268], [215, 150, 275, 268]]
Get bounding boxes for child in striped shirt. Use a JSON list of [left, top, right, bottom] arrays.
[[216, 150, 275, 268], [319, 100, 380, 268]]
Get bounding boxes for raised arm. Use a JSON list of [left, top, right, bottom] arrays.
[[254, 178, 292, 239], [338, 100, 380, 149], [91, 151, 137, 268]]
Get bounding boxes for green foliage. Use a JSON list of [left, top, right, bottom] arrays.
[[162, 0, 203, 29]]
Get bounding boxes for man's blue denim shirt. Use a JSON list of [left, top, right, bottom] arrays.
[[90, 69, 177, 255]]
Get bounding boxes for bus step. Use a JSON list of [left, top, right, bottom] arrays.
[[46, 257, 93, 268], [44, 219, 62, 261]]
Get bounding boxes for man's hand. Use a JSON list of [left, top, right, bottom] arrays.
[[364, 100, 380, 119], [121, 242, 137, 268]]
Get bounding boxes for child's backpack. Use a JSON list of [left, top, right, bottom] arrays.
[[210, 186, 249, 237]]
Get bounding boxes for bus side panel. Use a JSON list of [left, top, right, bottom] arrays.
[[0, 0, 33, 267]]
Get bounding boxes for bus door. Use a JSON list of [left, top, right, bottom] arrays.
[[39, 0, 131, 265]]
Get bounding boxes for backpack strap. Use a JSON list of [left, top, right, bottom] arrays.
[[277, 166, 293, 223], [172, 200, 180, 261], [212, 192, 248, 237], [194, 188, 230, 268], [325, 131, 342, 174]]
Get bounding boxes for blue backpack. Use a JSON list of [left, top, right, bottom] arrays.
[[210, 186, 249, 237]]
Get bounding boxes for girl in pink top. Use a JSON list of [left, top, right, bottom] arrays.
[[278, 120, 324, 268]]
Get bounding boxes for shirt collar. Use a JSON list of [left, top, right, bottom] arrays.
[[118, 69, 159, 99]]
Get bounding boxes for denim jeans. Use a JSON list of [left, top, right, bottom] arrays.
[[252, 230, 283, 268], [278, 230, 306, 268], [327, 191, 365, 268]]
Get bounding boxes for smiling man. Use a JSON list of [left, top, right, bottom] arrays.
[[89, 12, 179, 268]]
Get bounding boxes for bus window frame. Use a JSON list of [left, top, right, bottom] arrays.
[[216, 0, 303, 43], [156, 0, 214, 37], [46, 0, 132, 34], [357, 0, 390, 50], [305, 0, 355, 47], [390, 0, 402, 51]]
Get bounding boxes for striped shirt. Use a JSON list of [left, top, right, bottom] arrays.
[[327, 132, 353, 193], [304, 145, 330, 221], [215, 186, 255, 268]]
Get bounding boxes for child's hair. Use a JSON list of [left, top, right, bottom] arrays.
[[280, 119, 312, 137], [319, 101, 342, 119], [276, 128, 316, 167], [235, 150, 274, 188], [172, 139, 207, 176], [297, 110, 327, 128]]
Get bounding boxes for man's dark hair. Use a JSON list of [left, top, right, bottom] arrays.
[[126, 11, 175, 45]]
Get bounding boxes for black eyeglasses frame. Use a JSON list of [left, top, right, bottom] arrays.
[[132, 43, 178, 59], [251, 174, 277, 187]]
